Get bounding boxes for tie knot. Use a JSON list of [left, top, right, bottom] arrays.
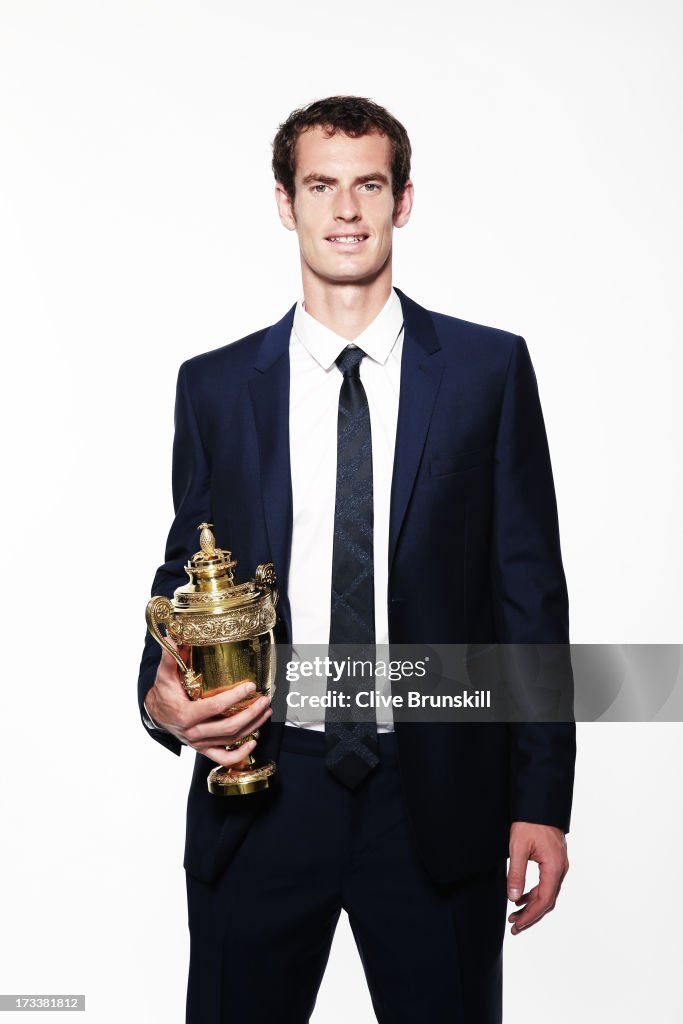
[[336, 345, 366, 378]]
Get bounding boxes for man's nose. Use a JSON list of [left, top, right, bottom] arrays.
[[333, 188, 361, 221]]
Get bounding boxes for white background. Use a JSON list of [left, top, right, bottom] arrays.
[[1, 1, 681, 1021]]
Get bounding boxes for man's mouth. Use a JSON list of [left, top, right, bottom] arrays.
[[326, 234, 369, 245]]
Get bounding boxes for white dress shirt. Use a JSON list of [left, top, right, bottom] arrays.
[[286, 287, 404, 731]]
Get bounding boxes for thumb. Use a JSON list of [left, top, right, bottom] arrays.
[[507, 847, 529, 901]]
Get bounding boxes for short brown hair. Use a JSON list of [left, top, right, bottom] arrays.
[[272, 95, 412, 205]]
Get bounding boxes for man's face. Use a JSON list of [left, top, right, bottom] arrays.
[[275, 125, 413, 286]]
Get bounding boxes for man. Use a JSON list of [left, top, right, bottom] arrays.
[[139, 95, 575, 1023]]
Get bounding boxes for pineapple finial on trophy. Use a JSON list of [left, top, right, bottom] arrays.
[[198, 522, 216, 557]]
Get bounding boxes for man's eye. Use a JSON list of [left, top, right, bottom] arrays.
[[312, 184, 329, 193], [361, 183, 379, 192]]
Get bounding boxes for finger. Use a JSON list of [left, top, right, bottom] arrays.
[[508, 887, 537, 921], [201, 738, 257, 768], [508, 882, 537, 914], [192, 705, 273, 747], [509, 889, 542, 932], [226, 705, 273, 741], [507, 846, 529, 902], [216, 692, 271, 723], [198, 681, 260, 718], [188, 682, 258, 724], [195, 696, 271, 739], [512, 888, 557, 932], [536, 856, 564, 910], [510, 863, 563, 933]]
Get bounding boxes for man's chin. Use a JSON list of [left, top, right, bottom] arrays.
[[304, 258, 389, 289]]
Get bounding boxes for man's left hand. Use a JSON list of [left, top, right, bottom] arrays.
[[506, 822, 569, 935]]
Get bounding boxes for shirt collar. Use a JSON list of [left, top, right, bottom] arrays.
[[292, 287, 404, 371]]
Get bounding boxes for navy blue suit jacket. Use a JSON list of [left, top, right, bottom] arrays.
[[138, 287, 576, 884]]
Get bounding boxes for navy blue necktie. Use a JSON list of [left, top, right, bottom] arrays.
[[325, 345, 379, 788]]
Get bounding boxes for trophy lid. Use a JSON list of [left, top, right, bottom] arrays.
[[185, 523, 238, 590], [171, 523, 276, 615]]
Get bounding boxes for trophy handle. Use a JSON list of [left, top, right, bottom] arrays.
[[255, 562, 278, 607], [145, 596, 203, 700]]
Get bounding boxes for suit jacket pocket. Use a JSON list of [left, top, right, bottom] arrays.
[[429, 446, 494, 477]]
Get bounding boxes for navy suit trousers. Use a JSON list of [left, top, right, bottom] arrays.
[[185, 727, 508, 1024]]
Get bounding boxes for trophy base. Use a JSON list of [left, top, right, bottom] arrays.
[[207, 760, 277, 796]]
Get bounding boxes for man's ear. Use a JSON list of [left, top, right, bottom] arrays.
[[393, 179, 414, 229], [275, 181, 297, 231]]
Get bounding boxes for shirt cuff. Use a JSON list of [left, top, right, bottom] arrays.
[[143, 699, 166, 733]]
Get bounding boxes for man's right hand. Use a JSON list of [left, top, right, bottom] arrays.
[[145, 646, 273, 767]]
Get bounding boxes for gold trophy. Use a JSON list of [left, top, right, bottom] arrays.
[[146, 523, 278, 796]]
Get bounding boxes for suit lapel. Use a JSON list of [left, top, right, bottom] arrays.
[[389, 288, 445, 572], [248, 304, 296, 617]]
